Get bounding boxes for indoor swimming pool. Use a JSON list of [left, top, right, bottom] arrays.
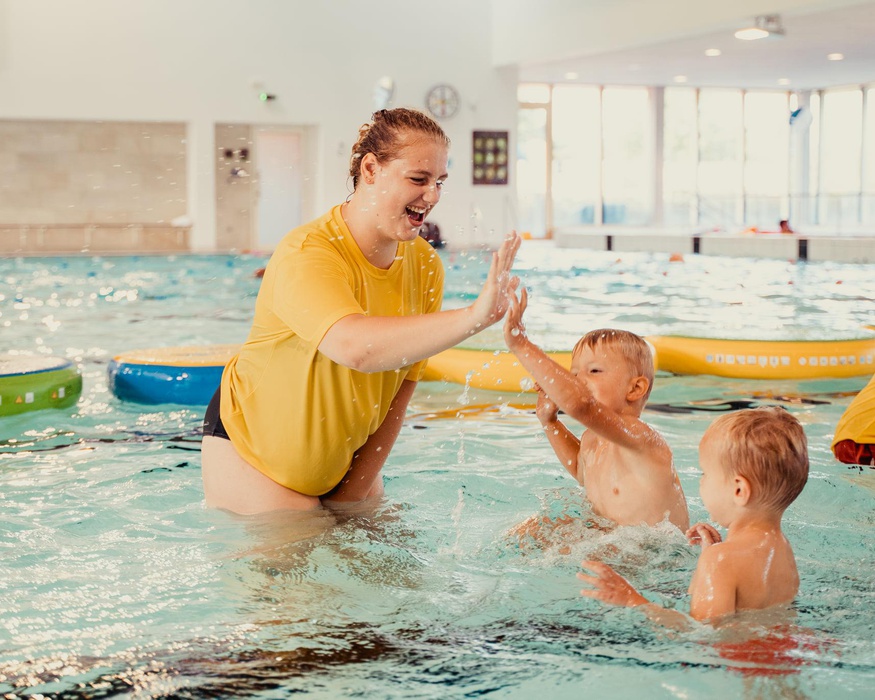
[[1, 246, 874, 698]]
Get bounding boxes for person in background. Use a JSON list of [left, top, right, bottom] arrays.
[[578, 407, 808, 627], [202, 107, 521, 514], [419, 221, 445, 248]]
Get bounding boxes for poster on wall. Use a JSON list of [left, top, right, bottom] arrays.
[[472, 130, 509, 185]]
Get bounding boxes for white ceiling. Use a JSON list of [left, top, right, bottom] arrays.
[[518, 3, 875, 90]]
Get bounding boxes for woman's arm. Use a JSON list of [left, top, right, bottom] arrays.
[[318, 233, 521, 372], [322, 378, 418, 504]]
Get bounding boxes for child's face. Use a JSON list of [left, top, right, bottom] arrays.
[[697, 433, 735, 527], [570, 341, 636, 410]]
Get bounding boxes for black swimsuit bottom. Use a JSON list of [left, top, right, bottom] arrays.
[[202, 385, 230, 440]]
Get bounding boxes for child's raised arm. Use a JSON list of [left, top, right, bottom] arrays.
[[503, 286, 656, 452]]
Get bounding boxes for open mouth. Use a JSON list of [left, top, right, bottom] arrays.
[[406, 205, 426, 227]]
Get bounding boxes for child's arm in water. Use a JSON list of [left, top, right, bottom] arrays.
[[577, 522, 733, 628]]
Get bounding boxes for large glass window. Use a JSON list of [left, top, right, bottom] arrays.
[[663, 87, 698, 226], [698, 89, 744, 226], [820, 88, 863, 226], [518, 82, 874, 234], [601, 87, 653, 225], [517, 106, 549, 238], [551, 85, 600, 227], [744, 91, 790, 227], [863, 87, 875, 222]]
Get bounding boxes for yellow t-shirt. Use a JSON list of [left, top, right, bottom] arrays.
[[220, 205, 445, 495], [832, 372, 875, 448]]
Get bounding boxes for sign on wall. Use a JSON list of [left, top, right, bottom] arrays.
[[472, 130, 509, 185]]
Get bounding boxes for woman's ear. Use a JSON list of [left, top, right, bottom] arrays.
[[733, 475, 752, 506], [359, 152, 379, 185], [626, 376, 649, 402]]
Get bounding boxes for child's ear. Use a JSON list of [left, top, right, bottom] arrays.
[[733, 475, 752, 506], [626, 376, 649, 402]]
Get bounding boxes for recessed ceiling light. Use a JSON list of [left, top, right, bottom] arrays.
[[704, 48, 722, 57], [777, 78, 791, 85], [564, 71, 579, 80], [735, 27, 769, 40], [827, 53, 845, 61], [673, 75, 688, 83], [734, 14, 785, 41]]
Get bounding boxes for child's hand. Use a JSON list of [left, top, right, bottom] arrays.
[[502, 284, 528, 349], [535, 385, 559, 424], [686, 522, 722, 548], [577, 560, 648, 608]]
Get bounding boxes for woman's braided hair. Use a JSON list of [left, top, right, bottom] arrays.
[[349, 108, 450, 189]]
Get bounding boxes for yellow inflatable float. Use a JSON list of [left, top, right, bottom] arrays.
[[422, 334, 875, 391]]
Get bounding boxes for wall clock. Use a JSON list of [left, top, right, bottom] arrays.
[[426, 84, 460, 119]]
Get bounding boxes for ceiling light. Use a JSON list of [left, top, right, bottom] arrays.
[[564, 71, 579, 80], [704, 48, 722, 57], [673, 75, 688, 83], [827, 53, 844, 61], [735, 14, 785, 41], [777, 78, 791, 85]]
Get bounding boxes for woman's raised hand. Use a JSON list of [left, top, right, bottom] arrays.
[[470, 232, 521, 330]]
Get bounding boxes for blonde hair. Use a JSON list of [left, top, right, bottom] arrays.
[[573, 328, 655, 401], [349, 108, 450, 189], [704, 407, 809, 510]]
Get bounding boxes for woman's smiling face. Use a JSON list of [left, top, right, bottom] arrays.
[[363, 135, 449, 244]]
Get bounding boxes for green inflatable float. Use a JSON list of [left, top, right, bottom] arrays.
[[0, 355, 82, 417]]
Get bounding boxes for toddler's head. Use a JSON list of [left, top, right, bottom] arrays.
[[702, 407, 809, 511], [573, 329, 655, 403]]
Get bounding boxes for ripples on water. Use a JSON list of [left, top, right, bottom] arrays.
[[1, 247, 874, 697]]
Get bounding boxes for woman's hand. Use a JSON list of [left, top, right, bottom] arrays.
[[686, 522, 722, 548], [577, 560, 648, 608], [470, 232, 521, 330]]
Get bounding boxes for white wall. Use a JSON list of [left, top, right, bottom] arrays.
[[0, 0, 518, 250]]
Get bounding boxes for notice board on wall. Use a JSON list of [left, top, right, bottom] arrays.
[[472, 130, 509, 185]]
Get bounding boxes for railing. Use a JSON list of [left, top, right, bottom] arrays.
[[665, 193, 875, 234]]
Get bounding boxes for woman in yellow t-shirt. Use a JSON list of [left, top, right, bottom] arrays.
[[202, 108, 521, 514]]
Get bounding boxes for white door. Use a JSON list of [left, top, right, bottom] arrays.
[[255, 129, 301, 250]]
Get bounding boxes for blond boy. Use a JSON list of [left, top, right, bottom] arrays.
[[578, 407, 809, 624], [503, 286, 689, 532]]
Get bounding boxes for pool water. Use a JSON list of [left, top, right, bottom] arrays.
[[1, 247, 874, 698]]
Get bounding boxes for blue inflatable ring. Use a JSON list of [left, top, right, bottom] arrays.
[[0, 355, 82, 417], [108, 345, 239, 406]]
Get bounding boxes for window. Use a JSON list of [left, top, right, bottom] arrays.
[[552, 85, 600, 227], [601, 87, 653, 225]]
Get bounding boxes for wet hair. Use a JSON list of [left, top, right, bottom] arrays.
[[573, 328, 655, 401], [704, 407, 809, 511], [349, 108, 450, 189]]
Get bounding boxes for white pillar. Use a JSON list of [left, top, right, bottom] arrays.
[[186, 119, 217, 251], [652, 86, 665, 226]]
